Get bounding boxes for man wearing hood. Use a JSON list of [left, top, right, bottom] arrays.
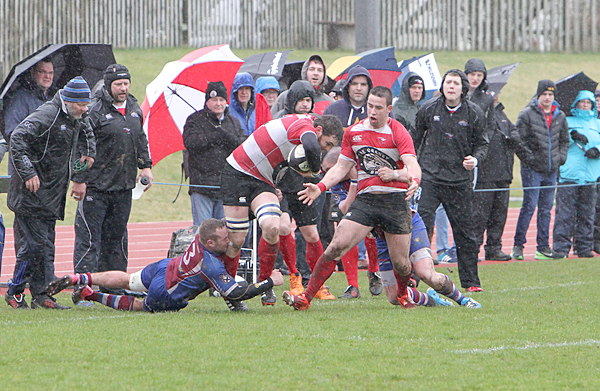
[[392, 72, 426, 129], [411, 69, 488, 292], [464, 59, 495, 137], [229, 72, 256, 135], [255, 76, 281, 109], [273, 80, 315, 119], [271, 55, 334, 116], [510, 80, 569, 260], [552, 90, 600, 258], [72, 64, 153, 280], [5, 76, 96, 310], [323, 65, 373, 128], [183, 81, 245, 226]]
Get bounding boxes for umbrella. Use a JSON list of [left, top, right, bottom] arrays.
[[278, 60, 304, 91], [391, 52, 442, 101], [555, 72, 598, 113], [238, 50, 291, 80], [141, 44, 243, 164], [0, 43, 116, 100], [486, 62, 520, 96], [327, 47, 401, 89]]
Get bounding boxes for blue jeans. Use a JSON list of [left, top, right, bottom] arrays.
[[435, 204, 453, 252], [190, 193, 224, 226], [514, 166, 557, 249]]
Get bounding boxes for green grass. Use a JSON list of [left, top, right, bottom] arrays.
[[1, 259, 599, 390], [1, 48, 598, 226]]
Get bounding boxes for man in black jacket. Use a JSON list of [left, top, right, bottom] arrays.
[[510, 80, 569, 260], [72, 65, 152, 279], [5, 76, 96, 310], [472, 93, 515, 261], [183, 81, 244, 226], [411, 69, 488, 292]]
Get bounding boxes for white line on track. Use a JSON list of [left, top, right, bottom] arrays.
[[449, 339, 600, 354]]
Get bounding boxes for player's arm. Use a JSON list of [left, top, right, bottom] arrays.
[[226, 270, 284, 301], [402, 154, 421, 199], [300, 132, 322, 174], [298, 157, 354, 205], [338, 167, 358, 214]]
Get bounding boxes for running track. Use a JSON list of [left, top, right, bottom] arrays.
[[0, 207, 558, 285]]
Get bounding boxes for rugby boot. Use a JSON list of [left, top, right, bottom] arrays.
[[31, 295, 71, 310], [367, 271, 383, 295], [289, 272, 304, 296], [314, 285, 335, 300], [5, 292, 31, 310], [338, 285, 360, 299], [261, 289, 276, 306], [282, 291, 310, 311]]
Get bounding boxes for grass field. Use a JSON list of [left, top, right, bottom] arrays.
[[1, 258, 598, 390], [1, 48, 599, 226]]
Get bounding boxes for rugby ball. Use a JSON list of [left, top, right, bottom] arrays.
[[288, 144, 311, 173]]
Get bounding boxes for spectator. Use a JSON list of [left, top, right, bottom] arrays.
[[5, 76, 96, 310], [183, 81, 245, 226], [72, 64, 153, 279], [255, 76, 281, 109], [271, 54, 334, 116], [411, 69, 488, 292], [472, 92, 515, 261], [510, 80, 569, 260], [229, 72, 256, 135], [464, 59, 495, 137], [596, 89, 600, 118], [553, 90, 600, 258], [273, 80, 315, 119], [323, 66, 372, 128], [328, 79, 345, 102], [392, 72, 426, 129]]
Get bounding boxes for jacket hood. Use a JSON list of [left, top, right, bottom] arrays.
[[229, 72, 255, 114], [342, 66, 373, 105], [571, 90, 598, 116], [439, 69, 470, 101], [464, 58, 488, 91], [255, 76, 281, 94], [400, 71, 426, 102], [284, 80, 315, 114], [301, 55, 328, 93]]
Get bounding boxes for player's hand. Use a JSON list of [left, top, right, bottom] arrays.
[[463, 155, 477, 171], [138, 167, 153, 191], [71, 181, 87, 201], [298, 183, 321, 205], [406, 177, 419, 200], [378, 167, 397, 182], [25, 175, 40, 193], [270, 269, 284, 286], [80, 155, 95, 169], [275, 188, 283, 202]]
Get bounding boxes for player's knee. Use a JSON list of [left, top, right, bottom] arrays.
[[302, 229, 320, 243], [325, 242, 344, 260]]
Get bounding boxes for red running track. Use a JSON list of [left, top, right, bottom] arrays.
[[0, 207, 558, 284]]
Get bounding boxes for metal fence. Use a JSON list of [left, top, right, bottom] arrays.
[[1, 0, 598, 80]]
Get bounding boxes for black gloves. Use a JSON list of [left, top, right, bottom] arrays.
[[585, 147, 600, 159], [571, 130, 589, 145]]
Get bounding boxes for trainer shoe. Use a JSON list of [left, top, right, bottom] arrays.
[[46, 275, 74, 296], [314, 285, 335, 300], [437, 250, 457, 263], [31, 295, 71, 310], [577, 250, 594, 258], [224, 298, 249, 312], [466, 286, 483, 293], [289, 272, 304, 296], [72, 285, 94, 304], [485, 250, 512, 261], [367, 271, 383, 295], [535, 246, 558, 260], [460, 296, 482, 309], [261, 289, 276, 306], [426, 288, 455, 307], [5, 292, 31, 310], [511, 245, 524, 260], [282, 291, 310, 310], [338, 285, 360, 299]]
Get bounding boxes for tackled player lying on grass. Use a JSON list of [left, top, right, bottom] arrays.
[[46, 218, 283, 312]]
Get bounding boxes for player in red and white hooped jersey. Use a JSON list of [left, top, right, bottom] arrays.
[[283, 86, 422, 311], [220, 114, 343, 290]]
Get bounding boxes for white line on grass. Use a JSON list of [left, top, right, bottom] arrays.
[[0, 313, 146, 326], [449, 339, 600, 354], [486, 281, 587, 293]]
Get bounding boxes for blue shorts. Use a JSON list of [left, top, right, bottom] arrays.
[[378, 211, 430, 272]]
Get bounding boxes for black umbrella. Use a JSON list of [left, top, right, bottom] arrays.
[[238, 50, 292, 81], [0, 43, 116, 101], [555, 72, 598, 114], [485, 62, 520, 96]]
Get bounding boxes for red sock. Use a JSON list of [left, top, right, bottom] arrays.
[[279, 233, 298, 274], [220, 253, 240, 277], [341, 246, 359, 288], [365, 237, 379, 273], [408, 287, 430, 306], [258, 237, 280, 281], [89, 291, 136, 311], [305, 252, 338, 302], [393, 270, 411, 298], [306, 239, 323, 271]]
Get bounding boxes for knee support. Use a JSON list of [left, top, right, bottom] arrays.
[[410, 247, 433, 265], [255, 203, 281, 226], [129, 270, 148, 292]]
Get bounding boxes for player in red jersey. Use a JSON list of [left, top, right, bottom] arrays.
[[283, 86, 421, 310], [220, 114, 344, 302]]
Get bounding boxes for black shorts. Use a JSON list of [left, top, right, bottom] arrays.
[[343, 193, 412, 235], [221, 164, 277, 207], [281, 191, 319, 227]]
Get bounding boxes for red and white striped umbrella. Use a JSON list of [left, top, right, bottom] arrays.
[[141, 44, 243, 164]]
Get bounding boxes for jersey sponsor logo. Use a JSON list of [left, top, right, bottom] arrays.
[[105, 113, 113, 120], [220, 274, 232, 284], [445, 133, 454, 139], [61, 124, 67, 130], [345, 211, 352, 217], [433, 116, 440, 122], [23, 120, 34, 129], [124, 127, 131, 134], [356, 146, 398, 175], [131, 112, 139, 118], [352, 135, 362, 142], [458, 120, 468, 127], [239, 196, 247, 203], [22, 156, 32, 168], [378, 137, 387, 143], [86, 195, 94, 202]]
